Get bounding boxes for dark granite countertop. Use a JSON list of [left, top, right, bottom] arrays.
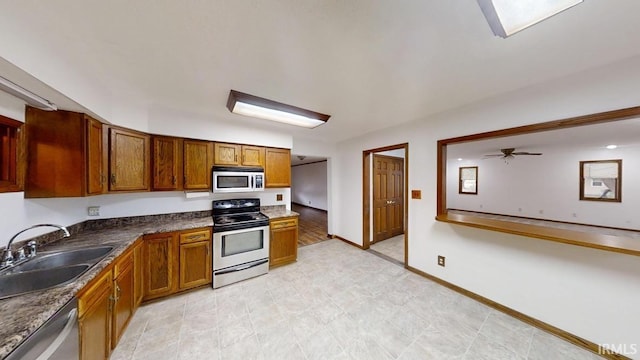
[[0, 214, 213, 359]]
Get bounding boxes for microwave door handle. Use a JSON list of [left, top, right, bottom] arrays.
[[251, 175, 254, 190]]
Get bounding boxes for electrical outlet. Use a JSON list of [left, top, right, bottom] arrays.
[[437, 255, 446, 267], [88, 206, 100, 216], [276, 194, 283, 201]]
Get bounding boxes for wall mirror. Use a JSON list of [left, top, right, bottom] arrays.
[[580, 159, 621, 202], [458, 166, 478, 194], [437, 107, 640, 238]]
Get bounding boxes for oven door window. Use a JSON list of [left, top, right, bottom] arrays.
[[222, 229, 264, 257], [217, 175, 249, 189]]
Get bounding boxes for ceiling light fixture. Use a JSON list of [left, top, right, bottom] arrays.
[[477, 0, 583, 38], [0, 75, 57, 111], [227, 90, 330, 129], [605, 144, 618, 150]]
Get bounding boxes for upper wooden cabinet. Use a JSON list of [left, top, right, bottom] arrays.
[[108, 127, 150, 192], [25, 107, 291, 196], [25, 107, 105, 198], [214, 142, 265, 167], [241, 145, 265, 167], [151, 136, 182, 191], [0, 114, 25, 193], [265, 147, 291, 188], [184, 140, 213, 190]]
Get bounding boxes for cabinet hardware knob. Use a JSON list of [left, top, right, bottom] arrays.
[[172, 176, 177, 185], [110, 174, 116, 185]]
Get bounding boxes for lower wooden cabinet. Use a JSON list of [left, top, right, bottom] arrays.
[[269, 216, 298, 267], [142, 227, 212, 301], [111, 249, 135, 348], [179, 229, 212, 289], [78, 239, 142, 360], [142, 232, 177, 300], [133, 240, 144, 306], [78, 269, 113, 360]]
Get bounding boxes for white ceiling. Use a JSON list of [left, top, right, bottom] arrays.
[[2, 1, 640, 142]]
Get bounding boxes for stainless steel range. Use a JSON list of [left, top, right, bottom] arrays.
[[212, 198, 270, 289]]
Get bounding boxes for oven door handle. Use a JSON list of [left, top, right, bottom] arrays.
[[215, 259, 268, 275]]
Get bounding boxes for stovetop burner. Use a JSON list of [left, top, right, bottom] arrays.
[[214, 212, 268, 224], [212, 199, 269, 232]]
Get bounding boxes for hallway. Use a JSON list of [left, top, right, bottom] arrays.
[[292, 203, 329, 247]]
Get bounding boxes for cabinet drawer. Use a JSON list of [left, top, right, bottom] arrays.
[[179, 229, 211, 244], [78, 268, 113, 317], [113, 250, 134, 279], [270, 217, 298, 229]]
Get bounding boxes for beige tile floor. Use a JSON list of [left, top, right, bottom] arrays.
[[111, 240, 602, 360], [369, 235, 405, 264]]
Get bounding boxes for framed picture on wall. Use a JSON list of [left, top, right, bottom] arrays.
[[459, 166, 478, 195], [579, 159, 621, 202]]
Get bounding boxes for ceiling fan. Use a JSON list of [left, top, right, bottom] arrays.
[[483, 148, 543, 159]]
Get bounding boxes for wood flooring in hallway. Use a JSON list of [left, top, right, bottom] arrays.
[[292, 203, 329, 247]]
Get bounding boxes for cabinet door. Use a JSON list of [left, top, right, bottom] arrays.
[[152, 136, 181, 190], [109, 128, 150, 191], [143, 233, 177, 300], [86, 116, 104, 195], [184, 140, 213, 189], [265, 148, 291, 188], [179, 241, 211, 289], [25, 107, 86, 197], [241, 145, 265, 167], [214, 142, 240, 165], [269, 218, 298, 267], [112, 253, 134, 349], [133, 240, 144, 307], [78, 270, 112, 360]]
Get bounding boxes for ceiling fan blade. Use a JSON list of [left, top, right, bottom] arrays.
[[512, 152, 542, 156], [483, 154, 505, 157]]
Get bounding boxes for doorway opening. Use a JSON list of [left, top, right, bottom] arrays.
[[291, 154, 330, 247], [362, 143, 408, 265]]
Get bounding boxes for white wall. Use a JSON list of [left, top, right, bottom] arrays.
[[292, 161, 328, 210], [447, 144, 639, 229], [331, 55, 640, 358]]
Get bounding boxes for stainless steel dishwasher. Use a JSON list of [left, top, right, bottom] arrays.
[[5, 298, 79, 360]]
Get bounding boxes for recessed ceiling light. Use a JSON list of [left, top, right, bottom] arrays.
[[457, 158, 463, 161], [227, 90, 330, 129], [605, 144, 618, 150], [477, 0, 583, 38]]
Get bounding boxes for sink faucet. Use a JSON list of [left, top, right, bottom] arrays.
[[2, 224, 70, 267]]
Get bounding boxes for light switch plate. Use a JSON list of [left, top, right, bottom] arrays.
[[411, 190, 421, 199]]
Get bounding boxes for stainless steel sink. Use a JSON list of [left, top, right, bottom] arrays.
[[13, 246, 114, 272], [0, 245, 114, 299], [0, 264, 90, 299]]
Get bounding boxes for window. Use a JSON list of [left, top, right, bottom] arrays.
[[0, 114, 24, 192]]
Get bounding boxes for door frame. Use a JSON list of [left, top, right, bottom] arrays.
[[362, 143, 409, 264]]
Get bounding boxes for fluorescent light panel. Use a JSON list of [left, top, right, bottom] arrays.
[[0, 75, 57, 111], [477, 0, 583, 38], [227, 90, 330, 129]]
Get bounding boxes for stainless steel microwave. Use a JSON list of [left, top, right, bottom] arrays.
[[212, 166, 265, 193]]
